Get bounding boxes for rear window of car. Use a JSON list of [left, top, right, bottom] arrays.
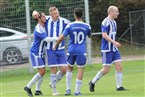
[[0, 30, 15, 37]]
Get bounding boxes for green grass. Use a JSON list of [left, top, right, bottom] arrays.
[[92, 44, 145, 57], [1, 60, 145, 97]]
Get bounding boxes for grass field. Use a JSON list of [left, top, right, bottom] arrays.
[[0, 60, 144, 97]]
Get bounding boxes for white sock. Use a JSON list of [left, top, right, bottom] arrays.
[[92, 71, 103, 84], [75, 79, 82, 94], [116, 72, 122, 88], [27, 73, 42, 89], [66, 71, 72, 90], [50, 74, 57, 93], [36, 77, 43, 91], [56, 70, 64, 83]]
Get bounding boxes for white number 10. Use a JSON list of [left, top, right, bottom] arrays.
[[73, 31, 84, 44]]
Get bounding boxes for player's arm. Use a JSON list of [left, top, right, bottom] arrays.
[[53, 24, 69, 50], [44, 37, 58, 42], [53, 34, 65, 50], [88, 25, 92, 38], [36, 31, 58, 42], [102, 32, 121, 48]]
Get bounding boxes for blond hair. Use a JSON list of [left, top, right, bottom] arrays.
[[107, 5, 118, 14], [49, 6, 59, 13]]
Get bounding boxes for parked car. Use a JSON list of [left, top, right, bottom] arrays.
[[0, 27, 30, 64]]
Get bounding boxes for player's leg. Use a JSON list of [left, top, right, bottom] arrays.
[[24, 53, 45, 96], [89, 52, 112, 92], [65, 55, 75, 95], [35, 57, 46, 95], [74, 55, 86, 96], [35, 78, 43, 95], [47, 50, 59, 95], [50, 66, 59, 95], [56, 50, 67, 83], [113, 51, 127, 91]]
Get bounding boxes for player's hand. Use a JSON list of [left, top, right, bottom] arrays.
[[52, 45, 57, 50], [32, 10, 39, 19], [114, 41, 121, 48]]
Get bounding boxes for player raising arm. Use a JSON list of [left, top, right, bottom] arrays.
[[24, 11, 58, 97], [53, 8, 91, 96]]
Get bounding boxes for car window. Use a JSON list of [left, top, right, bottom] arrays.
[[0, 30, 15, 37]]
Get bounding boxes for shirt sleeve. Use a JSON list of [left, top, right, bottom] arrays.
[[101, 20, 110, 33], [35, 31, 47, 40], [64, 18, 71, 24], [87, 25, 92, 36], [62, 24, 70, 37]]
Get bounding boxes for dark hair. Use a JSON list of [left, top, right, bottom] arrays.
[[74, 8, 83, 18]]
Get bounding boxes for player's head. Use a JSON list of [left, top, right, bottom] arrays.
[[49, 6, 60, 21], [107, 5, 119, 19], [32, 11, 46, 24], [74, 8, 83, 19]]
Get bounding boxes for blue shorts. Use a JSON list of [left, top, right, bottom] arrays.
[[30, 52, 45, 68], [47, 49, 67, 67], [102, 50, 122, 66], [67, 55, 86, 67]]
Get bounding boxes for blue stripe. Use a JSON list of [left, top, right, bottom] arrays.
[[110, 21, 115, 32], [45, 17, 50, 36], [49, 21, 54, 50], [56, 20, 60, 36]]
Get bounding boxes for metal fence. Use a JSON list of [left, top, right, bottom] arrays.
[[0, 0, 90, 66], [0, 1, 145, 66], [129, 10, 145, 45], [118, 10, 145, 46]]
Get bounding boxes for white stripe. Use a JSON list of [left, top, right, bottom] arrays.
[[112, 59, 122, 64], [38, 40, 44, 58], [47, 64, 67, 67], [58, 19, 65, 49], [33, 53, 39, 67], [101, 50, 110, 52], [46, 20, 51, 49], [33, 65, 45, 69], [103, 52, 106, 65], [102, 64, 112, 66], [108, 20, 112, 51]]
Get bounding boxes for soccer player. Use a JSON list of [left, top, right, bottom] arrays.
[[24, 11, 58, 97], [89, 5, 127, 92], [53, 8, 92, 96], [45, 6, 70, 96]]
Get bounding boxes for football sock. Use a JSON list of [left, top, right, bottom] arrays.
[[66, 71, 72, 90], [56, 70, 64, 83], [92, 71, 103, 84], [75, 79, 82, 93], [36, 77, 43, 91], [116, 72, 122, 88], [27, 73, 42, 89], [50, 74, 57, 93]]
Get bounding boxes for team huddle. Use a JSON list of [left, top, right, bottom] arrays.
[[24, 5, 127, 97]]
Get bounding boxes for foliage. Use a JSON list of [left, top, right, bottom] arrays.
[[0, 0, 144, 43], [89, 0, 145, 45]]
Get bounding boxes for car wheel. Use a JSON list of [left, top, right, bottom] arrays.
[[3, 47, 22, 64]]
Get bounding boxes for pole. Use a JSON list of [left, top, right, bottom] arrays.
[[84, 0, 92, 65], [25, 0, 33, 73], [143, 11, 145, 44], [129, 11, 133, 46]]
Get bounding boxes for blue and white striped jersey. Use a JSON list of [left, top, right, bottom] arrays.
[[63, 21, 91, 55], [45, 16, 70, 50], [30, 24, 47, 57], [101, 17, 118, 52]]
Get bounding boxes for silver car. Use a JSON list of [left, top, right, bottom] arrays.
[[0, 27, 29, 64]]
